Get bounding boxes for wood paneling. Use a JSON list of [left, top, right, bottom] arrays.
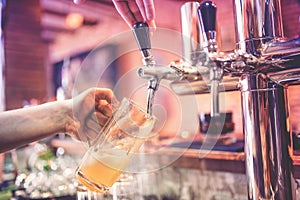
[[282, 0, 300, 38], [2, 0, 300, 111], [4, 0, 49, 110]]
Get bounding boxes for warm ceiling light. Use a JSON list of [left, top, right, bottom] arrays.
[[65, 13, 84, 29]]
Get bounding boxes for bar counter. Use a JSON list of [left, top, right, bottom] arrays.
[[51, 137, 300, 179], [163, 147, 300, 179], [25, 137, 297, 199]]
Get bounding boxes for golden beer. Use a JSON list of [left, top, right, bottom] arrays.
[[75, 98, 156, 193], [76, 147, 131, 193]]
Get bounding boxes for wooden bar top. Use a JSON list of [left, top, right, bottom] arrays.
[[51, 137, 300, 179], [159, 147, 300, 179]]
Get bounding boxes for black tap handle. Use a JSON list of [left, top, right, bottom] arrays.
[[132, 22, 151, 51], [198, 1, 217, 32]]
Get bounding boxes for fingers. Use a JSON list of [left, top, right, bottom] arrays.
[[136, 0, 147, 21], [73, 0, 156, 29], [94, 88, 116, 104], [143, 0, 156, 29], [87, 88, 115, 127], [85, 114, 102, 139], [143, 0, 155, 21], [91, 94, 114, 127], [94, 111, 110, 127], [136, 0, 156, 29], [94, 89, 117, 117], [73, 0, 86, 4], [83, 112, 109, 144], [112, 0, 144, 27], [70, 88, 117, 145], [97, 101, 112, 118]]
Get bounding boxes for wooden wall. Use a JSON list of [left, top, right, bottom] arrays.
[[3, 0, 49, 110], [2, 0, 300, 112], [282, 0, 300, 38]]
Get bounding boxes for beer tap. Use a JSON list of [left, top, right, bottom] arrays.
[[136, 1, 225, 118], [198, 1, 222, 117], [132, 22, 157, 116], [135, 0, 300, 199]]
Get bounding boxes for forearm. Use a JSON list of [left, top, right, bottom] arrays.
[[0, 100, 73, 153]]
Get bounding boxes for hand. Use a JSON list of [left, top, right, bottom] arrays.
[[67, 87, 117, 145], [112, 0, 156, 28], [72, 0, 86, 4], [72, 0, 156, 28]]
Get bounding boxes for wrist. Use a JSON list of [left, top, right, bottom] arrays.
[[61, 99, 80, 137]]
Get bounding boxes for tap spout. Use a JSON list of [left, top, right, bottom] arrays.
[[137, 66, 181, 83], [133, 22, 158, 116], [137, 66, 181, 117]]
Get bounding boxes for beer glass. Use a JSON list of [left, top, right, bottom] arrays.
[[76, 98, 156, 193]]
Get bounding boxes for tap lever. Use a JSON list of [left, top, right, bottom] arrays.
[[198, 1, 220, 117], [198, 1, 218, 53], [133, 22, 157, 116], [133, 22, 152, 59], [198, 1, 216, 32]]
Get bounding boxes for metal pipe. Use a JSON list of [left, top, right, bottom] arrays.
[[138, 3, 300, 199], [170, 76, 239, 95], [240, 73, 295, 200], [181, 2, 205, 65], [234, 0, 284, 56]]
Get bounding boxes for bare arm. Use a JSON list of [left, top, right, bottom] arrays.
[[0, 87, 115, 153], [0, 100, 72, 153]]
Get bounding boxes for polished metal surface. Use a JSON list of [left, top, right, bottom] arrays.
[[234, 0, 284, 56], [137, 1, 300, 198], [234, 1, 297, 198], [170, 76, 239, 95], [240, 73, 295, 200], [181, 2, 204, 66]]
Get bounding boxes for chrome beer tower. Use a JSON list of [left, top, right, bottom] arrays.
[[137, 0, 300, 199]]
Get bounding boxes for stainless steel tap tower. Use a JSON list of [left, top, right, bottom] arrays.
[[138, 0, 300, 199]]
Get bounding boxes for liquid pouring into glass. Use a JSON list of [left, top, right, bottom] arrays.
[[132, 22, 157, 118]]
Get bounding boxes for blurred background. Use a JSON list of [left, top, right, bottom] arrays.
[[1, 0, 300, 199], [1, 0, 300, 134]]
